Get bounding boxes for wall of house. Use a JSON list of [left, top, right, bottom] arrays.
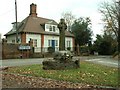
[[21, 33, 26, 44], [43, 35, 59, 52], [26, 33, 41, 52], [6, 34, 21, 43], [6, 33, 74, 52], [65, 37, 74, 51], [43, 35, 74, 52]]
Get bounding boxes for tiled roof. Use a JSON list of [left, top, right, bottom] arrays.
[[4, 16, 74, 37]]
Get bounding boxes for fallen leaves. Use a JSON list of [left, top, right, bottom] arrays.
[[4, 62, 118, 87], [2, 73, 91, 88], [104, 72, 107, 76], [90, 74, 94, 77]]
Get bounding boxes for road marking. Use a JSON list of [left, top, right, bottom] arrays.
[[85, 59, 101, 61]]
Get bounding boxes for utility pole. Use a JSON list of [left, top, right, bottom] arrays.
[[15, 0, 18, 43]]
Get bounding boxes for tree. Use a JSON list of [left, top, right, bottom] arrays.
[[98, 0, 120, 55], [93, 33, 117, 55], [99, 40, 112, 55], [98, 0, 119, 39], [71, 17, 93, 55], [61, 11, 75, 31], [93, 34, 103, 52]]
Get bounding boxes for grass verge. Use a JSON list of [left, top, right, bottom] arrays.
[[6, 61, 118, 87]]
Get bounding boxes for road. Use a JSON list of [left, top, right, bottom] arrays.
[[73, 56, 118, 68], [1, 56, 118, 68], [84, 57, 118, 68]]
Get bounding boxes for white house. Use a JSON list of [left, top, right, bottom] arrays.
[[4, 3, 74, 53]]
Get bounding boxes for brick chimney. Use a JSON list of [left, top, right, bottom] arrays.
[[29, 3, 37, 17]]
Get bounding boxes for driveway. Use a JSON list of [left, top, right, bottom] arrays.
[[1, 56, 118, 68]]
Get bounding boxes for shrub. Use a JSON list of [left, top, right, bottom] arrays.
[[48, 47, 55, 53], [67, 47, 71, 51]]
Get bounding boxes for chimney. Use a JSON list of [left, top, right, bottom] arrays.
[[29, 3, 37, 17]]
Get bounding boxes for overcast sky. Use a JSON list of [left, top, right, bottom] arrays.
[[0, 0, 109, 40]]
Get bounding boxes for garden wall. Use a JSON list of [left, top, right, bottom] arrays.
[[2, 39, 33, 59]]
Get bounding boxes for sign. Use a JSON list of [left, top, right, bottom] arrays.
[[18, 45, 31, 50]]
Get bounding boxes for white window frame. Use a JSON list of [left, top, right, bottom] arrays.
[[55, 40, 58, 46], [49, 26, 52, 31], [33, 39, 37, 47], [67, 41, 71, 47], [53, 26, 56, 32], [48, 40, 51, 47]]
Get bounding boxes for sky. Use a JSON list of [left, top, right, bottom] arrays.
[[0, 0, 109, 40]]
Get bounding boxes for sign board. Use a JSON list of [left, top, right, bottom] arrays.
[[18, 45, 31, 50]]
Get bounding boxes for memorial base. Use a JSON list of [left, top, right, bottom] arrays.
[[42, 60, 80, 70]]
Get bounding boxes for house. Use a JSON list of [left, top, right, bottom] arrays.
[[4, 3, 74, 53]]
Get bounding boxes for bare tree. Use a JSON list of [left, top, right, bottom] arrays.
[[98, 0, 119, 39], [61, 11, 75, 31]]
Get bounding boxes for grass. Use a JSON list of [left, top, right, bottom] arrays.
[[6, 61, 118, 87]]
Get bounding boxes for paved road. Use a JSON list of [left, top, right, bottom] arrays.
[[1, 56, 118, 68], [1, 58, 44, 67], [84, 57, 118, 68], [73, 56, 118, 68]]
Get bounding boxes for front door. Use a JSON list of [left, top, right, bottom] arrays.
[[52, 40, 55, 48]]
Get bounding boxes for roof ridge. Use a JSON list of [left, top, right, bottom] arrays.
[[37, 16, 54, 21]]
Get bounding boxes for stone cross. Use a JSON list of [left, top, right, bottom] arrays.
[[58, 19, 67, 51]]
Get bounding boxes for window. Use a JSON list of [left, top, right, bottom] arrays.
[[53, 26, 56, 32], [49, 26, 52, 31], [46, 24, 49, 29], [55, 40, 58, 46], [46, 24, 57, 32], [48, 40, 51, 47], [67, 41, 71, 47], [12, 40, 15, 43], [33, 39, 37, 47]]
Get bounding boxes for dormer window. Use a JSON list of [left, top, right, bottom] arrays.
[[46, 24, 49, 29], [45, 24, 58, 33], [49, 26, 52, 31], [53, 26, 55, 32], [49, 25, 56, 32]]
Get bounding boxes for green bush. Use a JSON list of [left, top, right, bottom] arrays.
[[67, 47, 71, 51], [48, 47, 55, 53]]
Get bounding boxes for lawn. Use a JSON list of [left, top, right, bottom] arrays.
[[6, 61, 118, 87]]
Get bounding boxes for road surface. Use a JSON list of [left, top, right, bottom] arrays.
[[1, 56, 118, 68]]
